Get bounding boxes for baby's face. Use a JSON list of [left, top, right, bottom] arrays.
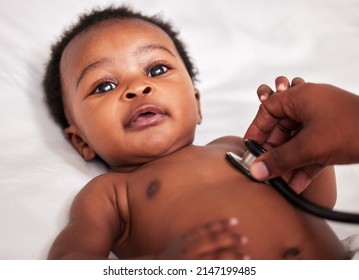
[[60, 19, 201, 171]]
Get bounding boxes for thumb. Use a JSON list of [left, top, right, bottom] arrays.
[[249, 138, 307, 181]]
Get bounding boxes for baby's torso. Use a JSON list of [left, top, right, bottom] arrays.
[[110, 137, 345, 259]]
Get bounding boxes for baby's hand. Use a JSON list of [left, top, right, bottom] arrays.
[[257, 76, 305, 102], [156, 218, 249, 260]]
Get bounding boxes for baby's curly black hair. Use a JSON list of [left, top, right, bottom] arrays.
[[43, 5, 198, 129]]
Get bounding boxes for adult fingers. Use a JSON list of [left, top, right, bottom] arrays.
[[244, 91, 301, 145], [257, 84, 274, 102], [291, 77, 305, 86], [275, 76, 290, 92], [248, 130, 314, 180]]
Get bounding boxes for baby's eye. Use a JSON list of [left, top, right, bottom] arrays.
[[94, 81, 117, 94], [147, 64, 169, 77]]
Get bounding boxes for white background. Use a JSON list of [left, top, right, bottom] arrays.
[[0, 0, 359, 260]]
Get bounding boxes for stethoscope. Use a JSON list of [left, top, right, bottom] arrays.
[[226, 139, 359, 223]]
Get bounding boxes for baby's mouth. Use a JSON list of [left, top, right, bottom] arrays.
[[125, 105, 166, 129]]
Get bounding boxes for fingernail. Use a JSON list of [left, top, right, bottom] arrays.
[[250, 161, 269, 181], [277, 83, 286, 91], [259, 94, 268, 102]]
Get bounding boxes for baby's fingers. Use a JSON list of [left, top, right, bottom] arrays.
[[184, 217, 239, 238], [197, 232, 249, 260], [185, 218, 249, 259]]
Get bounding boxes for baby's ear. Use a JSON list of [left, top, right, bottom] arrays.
[[64, 125, 97, 161], [194, 88, 202, 124]]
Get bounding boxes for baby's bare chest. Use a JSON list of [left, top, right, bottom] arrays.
[[113, 146, 344, 259], [122, 147, 286, 241], [128, 146, 246, 207]]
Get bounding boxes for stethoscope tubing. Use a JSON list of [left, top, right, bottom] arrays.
[[269, 176, 359, 223], [241, 140, 359, 224]]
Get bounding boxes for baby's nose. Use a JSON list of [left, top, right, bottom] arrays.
[[125, 85, 153, 100]]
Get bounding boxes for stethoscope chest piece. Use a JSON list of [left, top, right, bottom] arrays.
[[226, 139, 266, 182]]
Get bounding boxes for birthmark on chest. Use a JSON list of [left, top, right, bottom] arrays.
[[146, 180, 161, 199]]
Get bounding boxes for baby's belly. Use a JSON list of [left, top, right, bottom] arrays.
[[117, 178, 345, 259]]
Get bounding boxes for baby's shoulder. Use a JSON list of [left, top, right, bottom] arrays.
[[86, 172, 126, 186], [205, 136, 246, 156], [206, 135, 244, 149], [79, 172, 128, 198], [72, 173, 130, 218]]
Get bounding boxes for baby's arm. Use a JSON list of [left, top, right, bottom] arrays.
[[48, 175, 123, 259]]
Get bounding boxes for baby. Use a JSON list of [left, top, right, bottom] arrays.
[[43, 5, 345, 259]]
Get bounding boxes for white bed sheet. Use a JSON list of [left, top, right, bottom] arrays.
[[1, 0, 359, 259]]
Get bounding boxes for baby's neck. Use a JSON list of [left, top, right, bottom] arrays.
[[109, 144, 195, 173]]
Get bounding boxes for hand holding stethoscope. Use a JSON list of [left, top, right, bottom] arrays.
[[244, 76, 359, 193], [227, 77, 359, 223]]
